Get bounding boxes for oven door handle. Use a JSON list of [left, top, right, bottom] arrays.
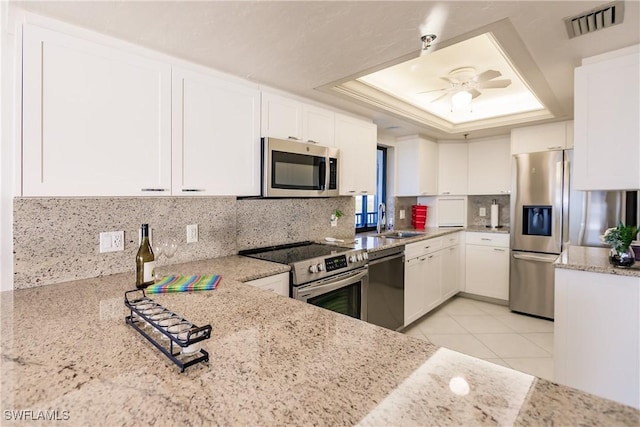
[[297, 269, 368, 299]]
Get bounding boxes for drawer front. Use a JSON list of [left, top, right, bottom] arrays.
[[245, 272, 289, 297], [441, 232, 460, 248], [405, 237, 443, 259], [465, 232, 510, 248]]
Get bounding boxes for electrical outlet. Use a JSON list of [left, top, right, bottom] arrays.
[[399, 209, 406, 220], [100, 231, 125, 253], [479, 207, 487, 217], [187, 224, 199, 243]]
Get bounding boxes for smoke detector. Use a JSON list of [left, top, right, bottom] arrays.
[[564, 1, 625, 38]]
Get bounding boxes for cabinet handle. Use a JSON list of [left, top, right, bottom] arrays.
[[141, 188, 167, 192], [481, 238, 492, 241], [428, 255, 434, 259], [361, 191, 368, 194], [493, 248, 506, 252], [181, 189, 205, 192], [307, 139, 319, 144], [288, 136, 301, 141], [547, 145, 562, 150], [424, 245, 430, 249], [441, 191, 450, 195], [500, 190, 510, 194], [419, 257, 427, 261]]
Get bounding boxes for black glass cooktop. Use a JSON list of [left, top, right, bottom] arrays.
[[240, 241, 352, 265]]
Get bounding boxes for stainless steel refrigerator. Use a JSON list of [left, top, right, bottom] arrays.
[[510, 149, 638, 319]]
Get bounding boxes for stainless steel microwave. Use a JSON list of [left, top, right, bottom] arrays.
[[262, 137, 339, 197]]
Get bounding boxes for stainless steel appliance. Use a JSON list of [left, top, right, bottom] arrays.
[[262, 137, 339, 198], [367, 245, 405, 331], [510, 149, 639, 319], [241, 242, 368, 320]]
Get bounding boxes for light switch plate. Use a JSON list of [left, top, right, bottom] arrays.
[[399, 209, 406, 220], [479, 207, 487, 217]]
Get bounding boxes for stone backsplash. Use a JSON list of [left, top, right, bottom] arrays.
[[13, 196, 355, 289], [467, 195, 511, 227]]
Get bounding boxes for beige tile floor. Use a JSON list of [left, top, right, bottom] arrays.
[[403, 296, 555, 381]]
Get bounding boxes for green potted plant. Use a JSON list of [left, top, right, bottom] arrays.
[[601, 222, 638, 268]]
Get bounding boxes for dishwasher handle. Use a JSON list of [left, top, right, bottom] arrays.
[[367, 251, 405, 265]]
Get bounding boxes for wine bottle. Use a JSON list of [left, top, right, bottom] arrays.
[[136, 224, 155, 289]]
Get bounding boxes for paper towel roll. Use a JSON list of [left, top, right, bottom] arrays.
[[490, 203, 499, 228]]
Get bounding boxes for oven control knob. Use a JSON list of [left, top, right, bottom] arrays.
[[357, 253, 363, 261], [317, 263, 325, 271], [362, 252, 369, 260], [349, 255, 357, 263], [309, 264, 318, 273]]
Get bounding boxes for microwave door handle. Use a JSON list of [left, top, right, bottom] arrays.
[[319, 158, 327, 190]]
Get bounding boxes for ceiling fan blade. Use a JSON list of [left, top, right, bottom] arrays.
[[478, 79, 512, 89], [475, 70, 501, 82], [417, 87, 448, 94], [440, 76, 454, 84], [430, 91, 451, 103], [469, 89, 482, 99]]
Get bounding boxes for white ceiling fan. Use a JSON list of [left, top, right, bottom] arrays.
[[420, 67, 512, 103]]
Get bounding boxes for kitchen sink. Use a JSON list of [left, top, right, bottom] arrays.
[[378, 231, 424, 239]]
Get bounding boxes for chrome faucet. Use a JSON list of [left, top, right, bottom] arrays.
[[377, 202, 386, 234]]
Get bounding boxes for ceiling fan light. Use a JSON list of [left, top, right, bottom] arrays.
[[451, 90, 472, 109]]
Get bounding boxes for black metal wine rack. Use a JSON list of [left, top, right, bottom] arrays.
[[124, 289, 212, 372]]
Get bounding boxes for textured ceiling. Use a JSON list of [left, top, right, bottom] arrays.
[[13, 0, 640, 139]]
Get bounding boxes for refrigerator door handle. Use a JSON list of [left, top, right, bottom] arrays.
[[562, 158, 570, 247], [512, 252, 559, 263]]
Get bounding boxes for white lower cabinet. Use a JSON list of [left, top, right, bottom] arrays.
[[555, 268, 640, 409], [244, 273, 289, 297], [404, 233, 461, 326], [464, 232, 510, 300]]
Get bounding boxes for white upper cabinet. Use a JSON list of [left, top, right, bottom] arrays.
[[396, 136, 438, 196], [334, 113, 377, 195], [302, 105, 335, 146], [511, 121, 570, 155], [437, 142, 468, 195], [260, 91, 303, 141], [261, 91, 335, 146], [467, 136, 511, 195], [573, 47, 640, 190], [172, 66, 261, 196], [22, 25, 171, 196]]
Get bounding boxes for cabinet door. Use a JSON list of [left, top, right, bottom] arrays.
[[334, 114, 377, 195], [260, 92, 303, 141], [465, 244, 509, 300], [404, 256, 426, 325], [396, 137, 438, 196], [303, 105, 335, 146], [22, 25, 171, 196], [510, 122, 567, 154], [574, 51, 640, 190], [438, 142, 468, 195], [172, 67, 260, 196], [441, 245, 460, 300], [467, 136, 511, 195], [423, 251, 442, 313]]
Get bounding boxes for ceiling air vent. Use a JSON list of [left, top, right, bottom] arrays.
[[564, 1, 625, 38]]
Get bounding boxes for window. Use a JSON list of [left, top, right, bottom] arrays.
[[355, 147, 386, 232]]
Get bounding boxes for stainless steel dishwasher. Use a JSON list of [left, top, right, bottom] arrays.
[[367, 245, 405, 331]]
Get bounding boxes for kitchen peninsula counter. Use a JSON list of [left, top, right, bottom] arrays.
[[1, 257, 638, 426], [555, 245, 640, 277]]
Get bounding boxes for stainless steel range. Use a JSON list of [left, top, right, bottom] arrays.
[[241, 242, 368, 320]]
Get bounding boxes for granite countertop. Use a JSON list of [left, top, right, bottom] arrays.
[[555, 245, 640, 277], [465, 225, 511, 234], [347, 226, 509, 252], [2, 257, 639, 426]]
